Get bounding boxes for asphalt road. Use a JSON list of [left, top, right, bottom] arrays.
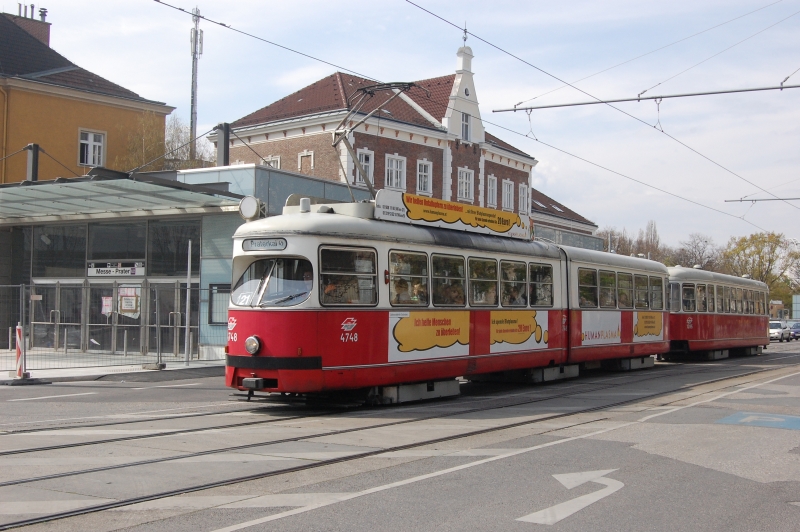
[[2, 343, 800, 531]]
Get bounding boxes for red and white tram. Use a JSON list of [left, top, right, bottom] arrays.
[[225, 192, 669, 401], [665, 267, 769, 359]]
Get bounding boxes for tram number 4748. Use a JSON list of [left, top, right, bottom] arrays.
[[340, 332, 358, 342]]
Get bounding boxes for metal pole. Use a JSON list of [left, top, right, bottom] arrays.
[[123, 329, 128, 357], [184, 240, 192, 367], [189, 7, 202, 161], [156, 288, 162, 366], [64, 326, 67, 355], [8, 327, 11, 352], [21, 284, 26, 376]]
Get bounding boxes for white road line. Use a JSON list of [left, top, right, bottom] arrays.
[[7, 392, 98, 402], [209, 368, 800, 532], [130, 383, 202, 390]]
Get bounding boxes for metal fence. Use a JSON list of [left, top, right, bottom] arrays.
[[1, 284, 228, 371]]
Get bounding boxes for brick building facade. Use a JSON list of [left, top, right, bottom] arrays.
[[218, 46, 599, 240]]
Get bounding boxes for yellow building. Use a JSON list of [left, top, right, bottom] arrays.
[[0, 12, 173, 184]]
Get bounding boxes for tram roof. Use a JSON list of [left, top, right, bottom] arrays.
[[667, 266, 768, 289], [236, 210, 563, 259], [559, 246, 668, 274]]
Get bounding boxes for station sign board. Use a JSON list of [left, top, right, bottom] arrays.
[[374, 190, 531, 240], [88, 262, 145, 277]]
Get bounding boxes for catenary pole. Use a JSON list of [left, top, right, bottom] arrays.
[[189, 7, 203, 161]]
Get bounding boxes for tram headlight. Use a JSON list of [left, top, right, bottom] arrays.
[[244, 335, 261, 355]]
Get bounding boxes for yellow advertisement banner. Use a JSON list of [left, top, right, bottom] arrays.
[[374, 190, 531, 240], [392, 311, 470, 353], [488, 311, 550, 354], [633, 312, 664, 340]]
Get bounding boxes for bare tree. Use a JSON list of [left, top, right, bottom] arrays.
[[163, 115, 215, 170], [673, 233, 720, 270]]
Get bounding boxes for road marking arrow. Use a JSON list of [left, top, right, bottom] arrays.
[[517, 469, 623, 525]]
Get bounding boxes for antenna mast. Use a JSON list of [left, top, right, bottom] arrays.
[[189, 7, 203, 161]]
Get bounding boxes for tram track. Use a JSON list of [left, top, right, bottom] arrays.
[[0, 353, 792, 460], [1, 355, 797, 531], [0, 355, 791, 489]]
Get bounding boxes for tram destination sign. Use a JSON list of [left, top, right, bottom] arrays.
[[375, 190, 531, 240], [243, 238, 287, 251], [88, 262, 145, 277]]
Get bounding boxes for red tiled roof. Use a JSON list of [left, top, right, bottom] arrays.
[[485, 132, 533, 159], [0, 14, 164, 104], [403, 74, 455, 122], [529, 187, 595, 226]]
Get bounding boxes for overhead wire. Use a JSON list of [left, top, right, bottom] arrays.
[[127, 127, 215, 174], [0, 147, 27, 163], [782, 64, 800, 86], [637, 6, 800, 97], [403, 0, 800, 212], [515, 0, 785, 106], [153, 0, 771, 232], [40, 148, 80, 177]]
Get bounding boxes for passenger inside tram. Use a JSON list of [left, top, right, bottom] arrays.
[[411, 279, 428, 304], [392, 278, 412, 304], [322, 275, 360, 304]]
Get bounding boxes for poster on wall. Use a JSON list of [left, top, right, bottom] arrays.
[[118, 285, 141, 320], [489, 310, 549, 354], [375, 190, 531, 240], [633, 312, 664, 342], [581, 311, 621, 346], [388, 311, 470, 362]]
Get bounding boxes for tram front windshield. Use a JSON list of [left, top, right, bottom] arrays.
[[232, 258, 313, 307]]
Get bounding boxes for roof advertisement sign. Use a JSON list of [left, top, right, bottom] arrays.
[[375, 190, 531, 240]]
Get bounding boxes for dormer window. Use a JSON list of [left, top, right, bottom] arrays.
[[461, 112, 470, 142]]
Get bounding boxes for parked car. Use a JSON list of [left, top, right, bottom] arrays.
[[769, 321, 791, 342], [790, 322, 800, 341]]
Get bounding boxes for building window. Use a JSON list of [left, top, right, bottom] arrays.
[[385, 154, 406, 190], [79, 130, 104, 166], [457, 168, 474, 201], [519, 184, 529, 214], [261, 156, 280, 169], [416, 160, 432, 195], [461, 112, 470, 142], [487, 175, 497, 208], [209, 284, 231, 324], [502, 180, 514, 210], [356, 149, 373, 185]]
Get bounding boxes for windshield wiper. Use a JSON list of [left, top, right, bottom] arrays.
[[261, 291, 309, 306]]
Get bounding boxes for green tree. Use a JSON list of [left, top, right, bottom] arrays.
[[719, 232, 800, 305]]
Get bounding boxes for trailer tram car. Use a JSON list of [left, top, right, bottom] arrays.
[[225, 193, 669, 402], [665, 267, 769, 360]]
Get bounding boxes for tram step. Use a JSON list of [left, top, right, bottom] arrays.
[[469, 364, 579, 384], [601, 356, 655, 371], [378, 379, 460, 404], [706, 350, 729, 360]]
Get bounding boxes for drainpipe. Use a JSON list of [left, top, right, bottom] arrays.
[[0, 86, 7, 184]]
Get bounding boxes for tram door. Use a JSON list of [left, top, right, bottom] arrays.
[[30, 283, 84, 350], [148, 284, 181, 357]]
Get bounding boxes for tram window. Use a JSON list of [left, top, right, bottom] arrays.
[[759, 292, 765, 314], [389, 251, 428, 306], [746, 290, 753, 314], [668, 282, 681, 311], [707, 285, 715, 313], [469, 258, 498, 306], [635, 275, 649, 309], [697, 284, 707, 312], [529, 263, 554, 307], [432, 254, 466, 306], [724, 286, 731, 313], [231, 257, 314, 307], [618, 273, 634, 309], [319, 248, 377, 306], [578, 268, 598, 308], [650, 277, 664, 310], [716, 285, 724, 313], [599, 271, 617, 308], [501, 260, 527, 307], [736, 288, 743, 314], [682, 283, 696, 312]]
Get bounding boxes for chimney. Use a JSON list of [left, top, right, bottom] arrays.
[[9, 6, 51, 46], [215, 123, 230, 167]]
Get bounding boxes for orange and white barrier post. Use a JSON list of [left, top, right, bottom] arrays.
[[14, 325, 23, 378]]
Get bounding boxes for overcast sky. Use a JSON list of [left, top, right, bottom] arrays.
[[14, 0, 800, 247]]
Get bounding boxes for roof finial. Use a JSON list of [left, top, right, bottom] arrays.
[[463, 23, 467, 44]]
